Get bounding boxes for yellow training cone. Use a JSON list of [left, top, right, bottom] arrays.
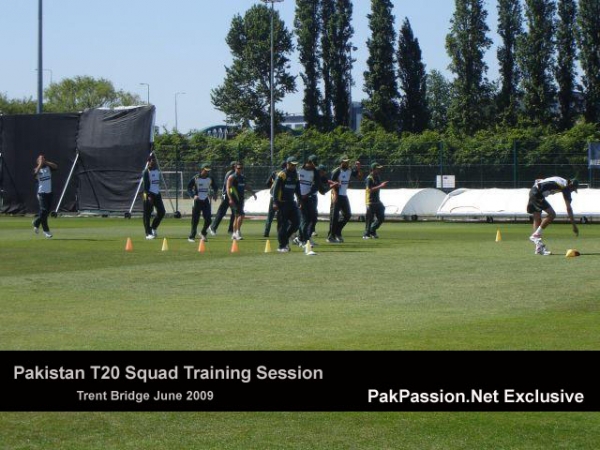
[[231, 239, 239, 253], [495, 229, 502, 242], [161, 238, 169, 251], [198, 239, 206, 254], [565, 249, 581, 258], [264, 239, 272, 253], [125, 237, 133, 252]]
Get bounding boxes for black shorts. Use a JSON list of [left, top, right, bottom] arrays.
[[526, 187, 550, 214], [231, 199, 245, 216]]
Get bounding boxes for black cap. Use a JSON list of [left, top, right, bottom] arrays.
[[286, 156, 299, 165], [308, 154, 318, 164]]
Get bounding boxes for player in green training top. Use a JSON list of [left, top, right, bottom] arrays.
[[363, 162, 388, 239], [226, 162, 257, 241], [187, 163, 218, 242]]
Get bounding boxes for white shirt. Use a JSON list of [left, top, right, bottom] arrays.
[[36, 166, 52, 194], [298, 168, 315, 196], [148, 169, 161, 194], [194, 176, 212, 200]]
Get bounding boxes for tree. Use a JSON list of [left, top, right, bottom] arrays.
[[518, 0, 556, 126], [446, 0, 493, 134], [44, 76, 141, 112], [0, 92, 36, 114], [331, 0, 354, 128], [577, 0, 600, 124], [397, 17, 429, 133], [555, 0, 578, 130], [295, 0, 322, 129], [211, 5, 296, 136], [496, 0, 523, 126], [320, 0, 335, 130], [363, 0, 400, 132], [426, 70, 452, 132]]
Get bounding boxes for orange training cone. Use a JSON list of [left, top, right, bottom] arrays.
[[198, 239, 206, 254], [125, 237, 133, 252], [264, 239, 272, 253], [231, 239, 239, 253], [161, 238, 169, 251], [495, 229, 502, 242]]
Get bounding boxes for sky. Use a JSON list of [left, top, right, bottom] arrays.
[[0, 0, 500, 134]]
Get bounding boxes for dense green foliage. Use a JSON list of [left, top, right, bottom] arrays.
[[151, 121, 600, 172], [555, 0, 578, 131]]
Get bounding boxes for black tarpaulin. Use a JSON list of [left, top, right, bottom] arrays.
[[0, 114, 79, 214], [76, 106, 154, 212]]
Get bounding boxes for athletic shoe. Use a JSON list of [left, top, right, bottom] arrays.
[[362, 234, 371, 240], [535, 243, 552, 256], [277, 247, 290, 253], [44, 232, 53, 239], [336, 236, 344, 243], [292, 237, 300, 246], [32, 220, 39, 234], [263, 233, 270, 238], [209, 227, 217, 236], [371, 232, 379, 239], [146, 234, 155, 240], [312, 232, 318, 237], [151, 228, 157, 237], [529, 232, 542, 243], [200, 233, 208, 241], [188, 238, 195, 243], [326, 237, 338, 244]]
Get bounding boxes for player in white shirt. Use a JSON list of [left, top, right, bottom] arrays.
[[327, 155, 362, 243], [32, 153, 58, 238], [526, 176, 579, 255], [142, 155, 166, 239], [187, 163, 218, 242]]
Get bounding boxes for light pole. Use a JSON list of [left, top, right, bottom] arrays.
[[37, 0, 43, 114], [174, 91, 185, 132], [348, 45, 357, 130], [262, 0, 283, 168], [140, 83, 150, 104]]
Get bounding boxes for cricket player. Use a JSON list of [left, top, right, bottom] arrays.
[[272, 156, 302, 252], [226, 162, 257, 241], [187, 163, 218, 242], [142, 155, 166, 240], [363, 162, 388, 239], [527, 176, 579, 255], [327, 155, 362, 243], [33, 153, 57, 238]]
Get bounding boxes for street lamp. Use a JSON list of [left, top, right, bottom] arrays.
[[140, 83, 150, 104], [261, 0, 283, 168], [174, 91, 185, 132]]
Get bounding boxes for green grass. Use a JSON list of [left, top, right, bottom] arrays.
[[1, 216, 599, 448]]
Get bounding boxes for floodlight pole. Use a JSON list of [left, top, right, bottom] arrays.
[[140, 83, 150, 104], [262, 0, 283, 169], [36, 0, 43, 114]]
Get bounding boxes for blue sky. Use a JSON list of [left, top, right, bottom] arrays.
[[0, 0, 500, 133]]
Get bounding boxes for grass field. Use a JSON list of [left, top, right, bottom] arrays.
[[1, 216, 599, 449]]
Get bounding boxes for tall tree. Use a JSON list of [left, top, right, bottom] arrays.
[[397, 17, 429, 133], [44, 76, 141, 112], [496, 0, 523, 126], [518, 0, 556, 126], [331, 0, 354, 127], [426, 70, 452, 132], [295, 0, 322, 129], [577, 0, 600, 124], [446, 0, 493, 134], [211, 5, 296, 136], [0, 93, 36, 114], [555, 0, 578, 130], [363, 0, 400, 132], [320, 0, 335, 130]]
